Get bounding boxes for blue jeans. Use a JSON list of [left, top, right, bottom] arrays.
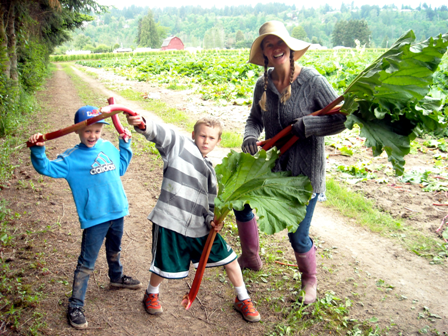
[[233, 194, 319, 254], [69, 218, 124, 308]]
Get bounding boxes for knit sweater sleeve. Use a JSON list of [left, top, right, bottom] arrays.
[[244, 77, 265, 141], [301, 73, 346, 138]]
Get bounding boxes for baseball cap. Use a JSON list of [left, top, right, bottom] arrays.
[[74, 106, 109, 125]]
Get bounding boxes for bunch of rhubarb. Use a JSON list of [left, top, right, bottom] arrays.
[[264, 30, 448, 176]]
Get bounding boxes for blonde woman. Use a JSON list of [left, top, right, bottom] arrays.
[[234, 21, 346, 304]]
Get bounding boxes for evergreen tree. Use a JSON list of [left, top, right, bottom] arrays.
[[136, 10, 160, 48]]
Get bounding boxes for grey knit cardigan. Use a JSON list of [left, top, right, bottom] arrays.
[[244, 67, 346, 193], [136, 120, 216, 238]]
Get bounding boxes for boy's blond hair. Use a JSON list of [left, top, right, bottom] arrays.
[[194, 117, 223, 138]]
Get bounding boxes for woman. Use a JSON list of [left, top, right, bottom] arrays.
[[235, 21, 346, 304]]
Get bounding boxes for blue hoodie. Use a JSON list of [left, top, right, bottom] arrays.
[[30, 138, 132, 229]]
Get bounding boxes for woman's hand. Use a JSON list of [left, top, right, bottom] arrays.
[[242, 137, 258, 155], [28, 133, 45, 147], [292, 117, 306, 138]]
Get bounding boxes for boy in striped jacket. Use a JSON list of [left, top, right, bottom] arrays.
[[126, 114, 260, 323]]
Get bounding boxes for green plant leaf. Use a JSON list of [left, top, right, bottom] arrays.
[[214, 149, 313, 234], [342, 30, 448, 175]]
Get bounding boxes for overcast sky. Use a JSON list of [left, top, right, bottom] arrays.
[[96, 0, 446, 10]]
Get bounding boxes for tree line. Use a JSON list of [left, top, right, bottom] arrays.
[[55, 2, 448, 54]]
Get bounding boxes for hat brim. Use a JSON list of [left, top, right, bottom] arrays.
[[249, 34, 310, 67]]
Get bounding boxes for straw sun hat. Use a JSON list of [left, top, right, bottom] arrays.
[[249, 21, 310, 67]]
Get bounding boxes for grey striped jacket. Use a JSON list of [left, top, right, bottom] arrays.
[[136, 120, 216, 238]]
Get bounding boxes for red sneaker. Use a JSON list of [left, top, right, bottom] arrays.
[[234, 297, 261, 322], [143, 292, 163, 315]]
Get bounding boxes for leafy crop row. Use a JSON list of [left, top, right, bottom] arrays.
[[76, 49, 423, 103]]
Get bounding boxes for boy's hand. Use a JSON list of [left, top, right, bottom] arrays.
[[28, 133, 45, 147], [126, 113, 145, 127], [119, 128, 132, 142], [210, 220, 223, 232]]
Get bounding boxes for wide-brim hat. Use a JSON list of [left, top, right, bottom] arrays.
[[74, 105, 109, 125], [249, 21, 311, 67]]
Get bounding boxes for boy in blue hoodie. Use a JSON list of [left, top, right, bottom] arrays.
[[28, 106, 142, 330]]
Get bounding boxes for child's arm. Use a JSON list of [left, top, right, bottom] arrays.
[[28, 133, 69, 178], [126, 112, 182, 158], [118, 129, 133, 176]]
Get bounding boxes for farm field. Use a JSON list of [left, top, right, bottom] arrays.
[[1, 47, 448, 335]]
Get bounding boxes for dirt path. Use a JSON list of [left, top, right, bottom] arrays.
[[71, 65, 448, 333], [4, 64, 447, 335]]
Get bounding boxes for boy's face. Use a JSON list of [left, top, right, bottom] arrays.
[[76, 123, 104, 148], [192, 124, 221, 157]]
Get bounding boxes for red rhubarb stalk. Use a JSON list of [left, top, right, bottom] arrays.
[[279, 135, 299, 154], [262, 125, 292, 151], [257, 102, 345, 153], [26, 109, 123, 147], [182, 227, 217, 309], [26, 97, 145, 147], [311, 96, 344, 116]]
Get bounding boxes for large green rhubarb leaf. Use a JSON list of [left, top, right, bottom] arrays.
[[341, 30, 448, 175], [214, 149, 313, 234]]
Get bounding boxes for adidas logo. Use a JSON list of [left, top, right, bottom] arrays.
[[90, 152, 116, 175]]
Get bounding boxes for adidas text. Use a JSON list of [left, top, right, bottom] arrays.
[[90, 163, 116, 175]]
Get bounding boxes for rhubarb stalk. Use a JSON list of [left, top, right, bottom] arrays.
[[26, 97, 145, 147]]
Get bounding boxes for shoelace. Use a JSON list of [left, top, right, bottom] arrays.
[[70, 307, 85, 317], [145, 294, 160, 308], [239, 299, 256, 314]]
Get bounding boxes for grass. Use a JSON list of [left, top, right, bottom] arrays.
[[325, 177, 447, 263]]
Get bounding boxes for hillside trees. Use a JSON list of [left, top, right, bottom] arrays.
[[0, 0, 105, 135], [332, 19, 371, 47]]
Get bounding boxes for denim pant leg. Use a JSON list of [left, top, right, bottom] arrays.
[[233, 204, 255, 222], [288, 194, 319, 254], [105, 217, 124, 283], [69, 222, 110, 308]]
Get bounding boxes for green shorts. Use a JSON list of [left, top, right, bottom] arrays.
[[149, 224, 237, 279]]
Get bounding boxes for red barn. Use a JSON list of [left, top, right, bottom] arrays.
[[161, 36, 184, 51]]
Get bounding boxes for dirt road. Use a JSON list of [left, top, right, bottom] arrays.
[[5, 63, 447, 335]]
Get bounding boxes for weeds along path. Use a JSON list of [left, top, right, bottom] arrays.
[[71, 64, 448, 333]]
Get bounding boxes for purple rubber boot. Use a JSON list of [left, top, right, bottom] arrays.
[[294, 243, 317, 304], [236, 218, 263, 271]]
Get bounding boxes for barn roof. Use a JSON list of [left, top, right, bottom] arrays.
[[161, 36, 175, 47]]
